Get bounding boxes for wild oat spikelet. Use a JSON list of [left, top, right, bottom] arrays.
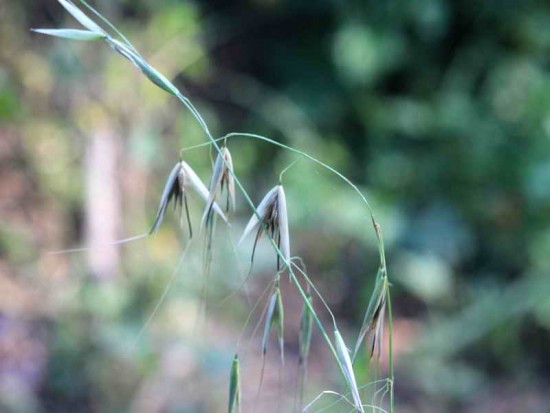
[[353, 269, 388, 362], [150, 160, 227, 236], [262, 284, 285, 362], [228, 354, 241, 413], [238, 185, 290, 269], [201, 146, 235, 274], [335, 330, 365, 413], [203, 146, 235, 224]]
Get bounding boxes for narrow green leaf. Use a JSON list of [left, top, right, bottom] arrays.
[[334, 330, 364, 413], [31, 28, 106, 41], [57, 0, 106, 34], [228, 354, 240, 413]]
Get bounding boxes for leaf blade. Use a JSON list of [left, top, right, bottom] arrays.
[[31, 28, 106, 41]]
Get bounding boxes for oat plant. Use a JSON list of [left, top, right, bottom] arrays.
[[34, 2, 395, 412]]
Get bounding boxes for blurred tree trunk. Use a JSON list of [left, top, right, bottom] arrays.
[[85, 127, 121, 280]]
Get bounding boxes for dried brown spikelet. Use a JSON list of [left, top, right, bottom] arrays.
[[353, 269, 388, 362]]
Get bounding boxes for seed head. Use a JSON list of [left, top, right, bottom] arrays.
[[150, 160, 227, 236], [353, 270, 388, 362], [238, 185, 290, 269], [202, 146, 236, 226]]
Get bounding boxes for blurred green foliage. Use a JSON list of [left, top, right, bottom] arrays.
[[1, 0, 549, 412]]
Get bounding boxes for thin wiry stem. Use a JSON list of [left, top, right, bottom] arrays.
[[78, 0, 135, 50], [47, 232, 149, 255], [235, 279, 275, 350], [291, 261, 337, 329], [385, 280, 394, 413], [311, 380, 390, 413], [128, 239, 192, 350]]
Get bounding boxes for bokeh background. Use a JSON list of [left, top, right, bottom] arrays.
[[1, 0, 550, 412]]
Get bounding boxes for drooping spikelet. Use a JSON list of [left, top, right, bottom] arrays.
[[201, 146, 235, 274], [335, 330, 365, 413], [203, 145, 235, 223], [353, 268, 388, 362], [238, 185, 290, 269], [150, 160, 227, 236]]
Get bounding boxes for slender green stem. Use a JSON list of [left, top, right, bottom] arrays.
[[221, 133, 379, 234], [385, 278, 394, 413], [78, 0, 136, 50], [291, 261, 337, 328]]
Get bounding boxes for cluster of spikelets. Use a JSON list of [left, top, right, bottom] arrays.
[[135, 135, 383, 413], [33, 2, 393, 413], [148, 145, 290, 270], [146, 151, 299, 412], [149, 152, 388, 413], [145, 150, 386, 413]]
